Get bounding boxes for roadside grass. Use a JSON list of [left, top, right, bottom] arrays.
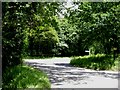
[[111, 55, 120, 71], [3, 65, 51, 89], [70, 54, 120, 71]]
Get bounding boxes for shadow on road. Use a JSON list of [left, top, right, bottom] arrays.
[[55, 63, 72, 67], [25, 61, 119, 85]]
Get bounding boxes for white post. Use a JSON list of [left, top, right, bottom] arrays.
[[85, 50, 90, 55]]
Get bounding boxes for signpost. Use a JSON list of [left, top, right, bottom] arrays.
[[85, 50, 90, 55]]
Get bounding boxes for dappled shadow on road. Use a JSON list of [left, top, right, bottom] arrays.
[[54, 63, 72, 67], [25, 61, 119, 86]]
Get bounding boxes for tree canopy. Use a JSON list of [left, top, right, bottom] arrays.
[[67, 2, 120, 54], [2, 2, 120, 70]]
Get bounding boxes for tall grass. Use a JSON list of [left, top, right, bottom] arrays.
[[3, 65, 51, 89], [70, 54, 119, 70], [111, 54, 120, 71]]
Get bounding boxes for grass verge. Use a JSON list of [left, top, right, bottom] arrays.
[[3, 65, 51, 89], [70, 54, 120, 71], [111, 55, 120, 71]]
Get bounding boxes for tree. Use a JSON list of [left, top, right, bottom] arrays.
[[25, 2, 61, 56], [2, 2, 61, 69], [28, 26, 59, 56], [2, 2, 30, 70], [54, 17, 84, 56], [66, 2, 120, 55]]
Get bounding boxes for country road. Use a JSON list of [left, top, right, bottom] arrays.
[[24, 57, 119, 88]]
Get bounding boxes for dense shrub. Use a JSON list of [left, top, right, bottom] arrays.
[[28, 26, 59, 56], [70, 54, 115, 70], [2, 3, 25, 70], [2, 65, 51, 89], [111, 54, 120, 71]]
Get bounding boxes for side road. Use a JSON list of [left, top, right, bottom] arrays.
[[24, 57, 119, 88]]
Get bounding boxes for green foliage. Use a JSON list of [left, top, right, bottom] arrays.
[[3, 2, 120, 67], [22, 28, 29, 57], [2, 2, 61, 70], [89, 41, 105, 55], [70, 54, 115, 70], [28, 26, 59, 56], [37, 26, 59, 44], [111, 54, 120, 71], [3, 65, 51, 89], [54, 18, 82, 56], [2, 2, 120, 89], [67, 2, 120, 54], [2, 2, 29, 70], [2, 2, 61, 88]]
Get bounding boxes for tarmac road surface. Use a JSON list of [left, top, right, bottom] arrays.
[[24, 57, 119, 88]]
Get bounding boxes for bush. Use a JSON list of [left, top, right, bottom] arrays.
[[28, 26, 59, 56], [70, 54, 115, 70], [3, 65, 51, 89], [111, 54, 120, 71], [2, 3, 26, 71]]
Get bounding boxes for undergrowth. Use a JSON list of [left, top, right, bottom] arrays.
[[70, 54, 119, 71], [2, 65, 51, 89]]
